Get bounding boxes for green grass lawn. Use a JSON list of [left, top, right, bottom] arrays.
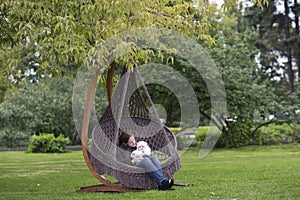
[[1, 144, 299, 200]]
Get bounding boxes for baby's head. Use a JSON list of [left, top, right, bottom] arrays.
[[137, 141, 148, 151]]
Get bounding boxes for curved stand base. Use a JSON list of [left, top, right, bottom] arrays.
[[76, 182, 189, 193], [76, 183, 141, 193]]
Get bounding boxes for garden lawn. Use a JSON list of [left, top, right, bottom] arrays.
[[0, 144, 299, 200]]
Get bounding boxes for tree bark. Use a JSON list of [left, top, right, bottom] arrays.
[[106, 62, 115, 103], [284, 0, 295, 94], [294, 0, 300, 81]]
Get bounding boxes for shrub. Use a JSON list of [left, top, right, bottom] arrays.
[[0, 128, 30, 148], [195, 126, 222, 148], [195, 123, 300, 148], [221, 122, 253, 148], [255, 123, 300, 145], [27, 133, 70, 153]]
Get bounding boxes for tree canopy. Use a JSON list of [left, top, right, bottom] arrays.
[[0, 0, 268, 95]]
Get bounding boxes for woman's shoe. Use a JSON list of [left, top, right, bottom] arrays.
[[169, 179, 174, 188], [158, 179, 174, 190]]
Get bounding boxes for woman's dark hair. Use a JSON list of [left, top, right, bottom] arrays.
[[118, 131, 132, 146]]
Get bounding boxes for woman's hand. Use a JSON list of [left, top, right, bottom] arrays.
[[131, 155, 143, 164]]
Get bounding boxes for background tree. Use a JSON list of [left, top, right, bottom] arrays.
[[0, 76, 74, 147], [197, 6, 280, 147], [143, 3, 281, 147], [242, 0, 300, 120]]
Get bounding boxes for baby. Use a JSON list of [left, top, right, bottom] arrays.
[[131, 141, 151, 164]]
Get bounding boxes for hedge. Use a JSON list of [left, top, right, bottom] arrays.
[[27, 133, 70, 153]]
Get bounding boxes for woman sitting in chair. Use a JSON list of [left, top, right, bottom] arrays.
[[117, 131, 174, 190]]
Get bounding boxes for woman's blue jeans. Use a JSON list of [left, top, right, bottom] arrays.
[[135, 156, 166, 185]]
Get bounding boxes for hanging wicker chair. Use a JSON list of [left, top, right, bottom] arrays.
[[77, 66, 181, 192]]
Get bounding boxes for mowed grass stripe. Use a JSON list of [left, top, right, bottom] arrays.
[[1, 144, 299, 200]]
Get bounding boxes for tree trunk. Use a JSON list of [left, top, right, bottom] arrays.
[[106, 62, 115, 103], [71, 132, 82, 145], [294, 0, 300, 81], [284, 0, 295, 94]]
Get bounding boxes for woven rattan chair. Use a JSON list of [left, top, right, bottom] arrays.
[[77, 67, 182, 192]]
